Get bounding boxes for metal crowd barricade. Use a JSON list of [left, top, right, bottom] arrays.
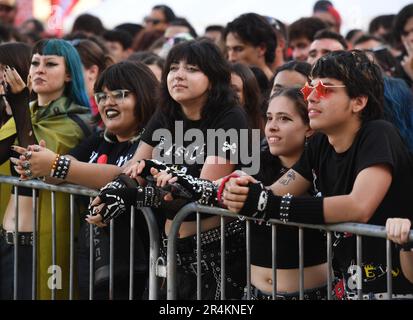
[[0, 176, 160, 300], [166, 202, 413, 300], [2, 174, 412, 301]]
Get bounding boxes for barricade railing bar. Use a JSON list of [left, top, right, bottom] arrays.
[[166, 202, 413, 300], [0, 176, 160, 300], [1, 176, 412, 301]]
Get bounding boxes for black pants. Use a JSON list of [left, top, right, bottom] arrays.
[[160, 220, 246, 300], [0, 237, 33, 300], [77, 214, 150, 300]]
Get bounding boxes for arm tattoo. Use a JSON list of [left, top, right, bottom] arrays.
[[278, 170, 296, 186]]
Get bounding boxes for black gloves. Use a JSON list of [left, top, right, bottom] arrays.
[[237, 182, 325, 225], [238, 182, 279, 220], [138, 159, 170, 180], [166, 169, 219, 206], [98, 187, 138, 224], [98, 174, 134, 193], [91, 174, 163, 224]]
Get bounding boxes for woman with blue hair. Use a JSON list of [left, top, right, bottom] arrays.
[[0, 39, 91, 299]]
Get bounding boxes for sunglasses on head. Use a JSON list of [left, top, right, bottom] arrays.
[[94, 89, 130, 106], [300, 80, 346, 101]]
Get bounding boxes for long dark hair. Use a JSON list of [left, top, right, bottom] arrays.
[[259, 88, 309, 184], [159, 39, 238, 131], [94, 61, 159, 132], [0, 42, 31, 81], [0, 42, 32, 125], [393, 4, 413, 47], [231, 63, 264, 133]]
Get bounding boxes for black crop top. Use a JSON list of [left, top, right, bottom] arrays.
[[250, 147, 326, 269]]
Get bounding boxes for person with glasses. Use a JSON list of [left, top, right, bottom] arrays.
[[11, 61, 159, 299], [144, 4, 176, 33], [89, 39, 250, 300], [0, 39, 91, 299], [0, 0, 16, 26], [222, 50, 413, 299], [265, 16, 288, 71], [149, 88, 328, 300]]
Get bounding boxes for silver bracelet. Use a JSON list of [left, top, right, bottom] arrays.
[[51, 156, 71, 180], [279, 193, 293, 223]]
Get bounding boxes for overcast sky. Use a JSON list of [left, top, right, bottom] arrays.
[[66, 0, 413, 35]]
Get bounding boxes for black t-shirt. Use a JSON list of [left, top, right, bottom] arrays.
[[69, 130, 142, 220], [292, 120, 413, 294], [251, 148, 326, 269], [69, 131, 150, 273], [141, 106, 249, 220], [69, 131, 138, 166]]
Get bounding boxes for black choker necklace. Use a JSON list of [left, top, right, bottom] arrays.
[[104, 129, 143, 144]]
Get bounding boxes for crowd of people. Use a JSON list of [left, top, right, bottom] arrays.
[[0, 0, 412, 300]]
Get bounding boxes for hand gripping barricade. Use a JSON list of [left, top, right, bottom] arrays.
[[0, 175, 161, 300], [1, 175, 413, 300], [164, 202, 413, 300]]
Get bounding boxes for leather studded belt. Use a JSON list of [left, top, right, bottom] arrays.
[[0, 226, 33, 246]]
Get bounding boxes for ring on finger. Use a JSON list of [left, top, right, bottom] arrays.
[[22, 161, 31, 170], [23, 151, 32, 160], [24, 169, 33, 178]]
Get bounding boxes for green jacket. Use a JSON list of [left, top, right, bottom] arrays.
[[0, 96, 90, 299]]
